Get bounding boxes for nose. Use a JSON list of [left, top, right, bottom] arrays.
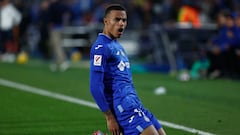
[[119, 20, 124, 26]]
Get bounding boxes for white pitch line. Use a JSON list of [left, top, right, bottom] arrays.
[[0, 78, 215, 135], [0, 78, 98, 109]]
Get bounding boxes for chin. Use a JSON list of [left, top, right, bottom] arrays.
[[117, 34, 123, 38], [113, 35, 120, 39]]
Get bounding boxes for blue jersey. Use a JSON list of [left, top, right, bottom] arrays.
[[90, 33, 137, 112], [90, 34, 162, 134]]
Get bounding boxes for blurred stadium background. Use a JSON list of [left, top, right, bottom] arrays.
[[0, 0, 240, 135], [1, 0, 240, 78]]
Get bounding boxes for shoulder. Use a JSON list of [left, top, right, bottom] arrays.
[[91, 35, 112, 55], [91, 41, 108, 54]]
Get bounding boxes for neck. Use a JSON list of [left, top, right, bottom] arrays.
[[103, 28, 115, 39], [100, 33, 112, 40]]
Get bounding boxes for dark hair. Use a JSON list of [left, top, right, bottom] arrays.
[[104, 4, 126, 18]]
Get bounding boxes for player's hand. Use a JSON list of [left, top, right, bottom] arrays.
[[106, 117, 121, 135], [104, 110, 122, 135]]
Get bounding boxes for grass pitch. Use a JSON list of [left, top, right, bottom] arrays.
[[0, 60, 239, 135]]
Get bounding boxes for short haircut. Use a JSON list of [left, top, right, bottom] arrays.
[[104, 4, 126, 18]]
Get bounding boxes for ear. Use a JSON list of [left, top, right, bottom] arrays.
[[104, 17, 108, 25]]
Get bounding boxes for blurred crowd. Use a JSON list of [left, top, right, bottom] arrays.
[[206, 10, 240, 79], [0, 0, 240, 77]]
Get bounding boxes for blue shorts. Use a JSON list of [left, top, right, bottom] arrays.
[[113, 92, 162, 135]]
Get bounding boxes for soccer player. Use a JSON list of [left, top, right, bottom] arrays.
[[90, 4, 166, 135]]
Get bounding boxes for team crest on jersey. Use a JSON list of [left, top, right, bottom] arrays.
[[93, 55, 102, 66], [117, 60, 130, 71], [118, 60, 125, 71]]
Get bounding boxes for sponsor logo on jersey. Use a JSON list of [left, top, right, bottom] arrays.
[[117, 61, 130, 71], [93, 55, 102, 66], [129, 115, 135, 123], [95, 44, 103, 50]]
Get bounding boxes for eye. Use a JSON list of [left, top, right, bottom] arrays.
[[114, 18, 127, 22], [115, 18, 121, 22], [122, 18, 127, 22]]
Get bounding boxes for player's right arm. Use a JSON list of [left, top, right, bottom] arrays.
[[104, 110, 121, 135], [90, 44, 110, 112], [90, 70, 121, 135], [90, 70, 109, 111], [90, 43, 121, 135]]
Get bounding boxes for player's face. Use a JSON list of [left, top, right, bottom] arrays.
[[104, 10, 127, 39]]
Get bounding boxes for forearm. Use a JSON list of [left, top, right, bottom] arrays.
[[90, 71, 110, 112], [104, 109, 121, 134], [104, 110, 115, 120]]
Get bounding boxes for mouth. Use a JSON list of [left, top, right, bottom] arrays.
[[118, 28, 124, 33]]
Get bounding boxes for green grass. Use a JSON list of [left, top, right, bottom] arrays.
[[0, 86, 105, 135], [0, 60, 240, 135]]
